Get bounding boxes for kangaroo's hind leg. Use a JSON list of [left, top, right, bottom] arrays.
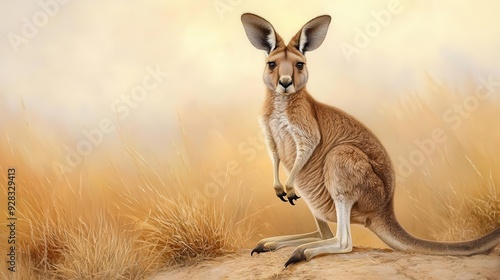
[[285, 197, 355, 267], [251, 217, 334, 255], [284, 145, 386, 266]]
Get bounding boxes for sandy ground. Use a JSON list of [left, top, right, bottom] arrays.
[[152, 247, 500, 280]]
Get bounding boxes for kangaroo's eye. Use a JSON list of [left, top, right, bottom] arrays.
[[296, 62, 304, 70], [267, 61, 276, 70]]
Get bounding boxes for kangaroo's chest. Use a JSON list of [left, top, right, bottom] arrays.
[[267, 99, 299, 169]]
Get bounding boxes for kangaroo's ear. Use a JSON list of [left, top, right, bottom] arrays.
[[292, 15, 331, 54], [241, 13, 283, 54]]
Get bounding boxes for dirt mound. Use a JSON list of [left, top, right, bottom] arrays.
[[153, 246, 500, 280]]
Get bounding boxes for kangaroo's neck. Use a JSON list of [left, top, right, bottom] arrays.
[[263, 88, 313, 117]]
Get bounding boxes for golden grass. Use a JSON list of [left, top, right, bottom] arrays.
[[133, 194, 243, 265], [0, 124, 249, 279], [435, 184, 499, 241], [0, 76, 499, 279], [0, 178, 247, 279], [384, 76, 500, 241]]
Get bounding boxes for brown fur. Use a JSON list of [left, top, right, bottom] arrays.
[[241, 13, 500, 266]]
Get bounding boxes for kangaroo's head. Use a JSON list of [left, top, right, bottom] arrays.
[[241, 13, 331, 95]]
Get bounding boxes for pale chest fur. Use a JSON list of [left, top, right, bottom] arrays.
[[265, 96, 303, 170], [268, 96, 291, 140]]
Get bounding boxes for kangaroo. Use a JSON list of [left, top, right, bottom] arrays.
[[240, 13, 500, 267]]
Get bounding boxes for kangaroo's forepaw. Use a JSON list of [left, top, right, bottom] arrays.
[[285, 185, 300, 205], [287, 194, 300, 205], [275, 189, 288, 202], [285, 188, 300, 205], [284, 249, 306, 267], [274, 183, 287, 202]]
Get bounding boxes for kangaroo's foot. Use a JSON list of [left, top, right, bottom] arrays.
[[285, 195, 355, 267], [284, 237, 353, 267], [251, 232, 322, 256], [252, 218, 334, 256]]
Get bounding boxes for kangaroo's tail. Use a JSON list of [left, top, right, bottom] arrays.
[[368, 202, 500, 255]]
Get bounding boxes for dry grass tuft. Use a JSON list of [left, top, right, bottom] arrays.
[[0, 173, 245, 279], [0, 121, 248, 279], [134, 194, 242, 265], [433, 181, 500, 241], [23, 215, 151, 279]]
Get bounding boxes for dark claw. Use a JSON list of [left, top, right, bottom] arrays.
[[276, 191, 288, 202], [251, 244, 270, 256], [288, 194, 300, 206], [284, 250, 306, 267]]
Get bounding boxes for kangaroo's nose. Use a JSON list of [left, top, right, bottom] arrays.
[[279, 76, 293, 89]]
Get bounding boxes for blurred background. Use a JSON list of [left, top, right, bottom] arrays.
[[1, 0, 499, 248]]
